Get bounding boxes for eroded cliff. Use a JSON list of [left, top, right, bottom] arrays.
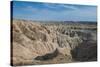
[[11, 20, 97, 66]]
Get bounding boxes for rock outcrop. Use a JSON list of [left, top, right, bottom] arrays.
[[34, 48, 59, 61], [11, 19, 97, 66]]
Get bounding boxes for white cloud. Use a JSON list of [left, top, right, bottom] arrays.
[[43, 3, 78, 10], [60, 4, 78, 10]]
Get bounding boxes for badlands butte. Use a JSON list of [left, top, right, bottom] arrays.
[[11, 19, 97, 66]]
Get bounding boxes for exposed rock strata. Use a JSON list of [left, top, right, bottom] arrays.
[[11, 20, 97, 66]]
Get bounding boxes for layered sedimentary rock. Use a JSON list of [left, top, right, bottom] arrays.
[[11, 20, 97, 66]]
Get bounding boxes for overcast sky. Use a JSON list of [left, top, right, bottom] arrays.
[[12, 1, 97, 21]]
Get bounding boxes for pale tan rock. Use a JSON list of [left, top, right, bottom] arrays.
[[11, 19, 97, 66]]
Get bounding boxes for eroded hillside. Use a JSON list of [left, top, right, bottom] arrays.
[[11, 19, 97, 66]]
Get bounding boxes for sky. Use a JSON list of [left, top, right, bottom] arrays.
[[12, 1, 97, 21]]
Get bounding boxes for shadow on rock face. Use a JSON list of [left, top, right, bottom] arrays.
[[71, 41, 97, 62], [34, 49, 59, 61]]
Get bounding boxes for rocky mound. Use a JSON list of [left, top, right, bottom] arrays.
[[11, 19, 97, 66]]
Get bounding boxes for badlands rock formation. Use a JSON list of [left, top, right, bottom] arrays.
[[11, 19, 97, 66]]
